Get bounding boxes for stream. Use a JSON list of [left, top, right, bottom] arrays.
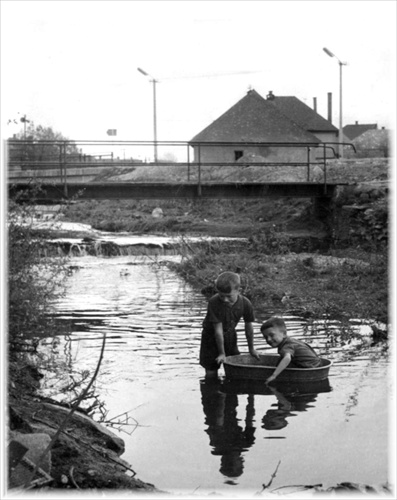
[[41, 252, 391, 496]]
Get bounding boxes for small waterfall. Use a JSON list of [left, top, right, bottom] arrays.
[[39, 237, 214, 258], [70, 243, 83, 256], [38, 234, 247, 258]]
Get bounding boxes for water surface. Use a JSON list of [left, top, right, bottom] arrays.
[[44, 255, 391, 496]]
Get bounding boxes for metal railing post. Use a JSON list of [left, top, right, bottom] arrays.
[[62, 141, 68, 198], [198, 144, 202, 197], [307, 147, 310, 181], [187, 144, 190, 181], [59, 143, 63, 185], [323, 143, 327, 194]]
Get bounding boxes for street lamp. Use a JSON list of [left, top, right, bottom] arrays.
[[137, 67, 158, 162], [323, 47, 347, 158], [20, 114, 30, 140]]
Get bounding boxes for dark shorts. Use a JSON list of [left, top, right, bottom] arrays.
[[199, 329, 240, 370]]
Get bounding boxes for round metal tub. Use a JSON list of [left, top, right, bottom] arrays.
[[224, 354, 332, 382]]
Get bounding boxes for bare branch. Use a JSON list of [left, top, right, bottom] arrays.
[[23, 334, 107, 488], [260, 460, 281, 492]]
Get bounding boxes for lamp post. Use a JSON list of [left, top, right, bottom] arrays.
[[137, 67, 158, 162], [20, 114, 30, 160], [20, 114, 30, 140], [323, 47, 347, 158]]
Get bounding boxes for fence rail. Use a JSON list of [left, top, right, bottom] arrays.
[[7, 139, 356, 199]]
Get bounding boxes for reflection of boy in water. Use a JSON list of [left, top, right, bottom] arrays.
[[200, 380, 255, 479], [261, 317, 321, 385], [200, 272, 260, 378], [262, 386, 317, 430], [262, 387, 294, 430]]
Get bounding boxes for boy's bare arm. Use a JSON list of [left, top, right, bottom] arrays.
[[266, 353, 292, 384], [245, 322, 260, 359], [214, 323, 226, 365]]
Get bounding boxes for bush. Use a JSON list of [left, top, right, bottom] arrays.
[[7, 194, 69, 354], [248, 225, 292, 255], [351, 200, 388, 249]]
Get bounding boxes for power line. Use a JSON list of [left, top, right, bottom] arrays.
[[160, 69, 265, 81]]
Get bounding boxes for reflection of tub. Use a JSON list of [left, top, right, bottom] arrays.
[[221, 377, 332, 396], [224, 354, 332, 382]]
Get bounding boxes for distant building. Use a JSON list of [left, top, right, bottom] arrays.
[[189, 89, 338, 164], [343, 121, 378, 141]]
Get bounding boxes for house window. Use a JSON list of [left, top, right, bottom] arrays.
[[234, 150, 243, 161]]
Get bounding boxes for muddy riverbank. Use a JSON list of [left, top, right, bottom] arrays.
[[8, 388, 161, 492]]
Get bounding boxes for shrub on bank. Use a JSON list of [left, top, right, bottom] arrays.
[[7, 196, 69, 357]]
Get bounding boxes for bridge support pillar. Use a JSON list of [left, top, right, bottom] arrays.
[[313, 196, 332, 221]]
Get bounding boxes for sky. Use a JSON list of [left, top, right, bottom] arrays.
[[1, 0, 396, 160]]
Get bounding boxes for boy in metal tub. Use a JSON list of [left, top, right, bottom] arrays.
[[261, 317, 321, 385], [199, 272, 260, 378]]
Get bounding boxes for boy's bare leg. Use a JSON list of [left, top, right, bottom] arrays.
[[205, 369, 218, 378]]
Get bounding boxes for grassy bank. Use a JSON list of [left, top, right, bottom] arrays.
[[61, 197, 316, 238], [169, 236, 389, 326]]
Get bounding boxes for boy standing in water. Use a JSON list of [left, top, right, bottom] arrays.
[[200, 272, 260, 378], [260, 317, 321, 384]]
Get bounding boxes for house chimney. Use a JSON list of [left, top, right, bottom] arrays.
[[266, 91, 275, 100], [327, 92, 332, 123], [313, 97, 317, 113]]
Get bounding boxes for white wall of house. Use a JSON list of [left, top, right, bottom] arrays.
[[313, 131, 339, 143], [191, 144, 320, 164]]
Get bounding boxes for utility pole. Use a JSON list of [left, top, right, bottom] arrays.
[[323, 48, 347, 158], [137, 67, 158, 162]]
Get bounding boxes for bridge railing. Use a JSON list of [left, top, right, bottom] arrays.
[[7, 139, 356, 197]]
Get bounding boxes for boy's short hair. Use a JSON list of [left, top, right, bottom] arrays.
[[215, 272, 240, 293], [260, 317, 287, 334]]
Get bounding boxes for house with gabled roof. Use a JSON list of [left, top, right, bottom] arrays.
[[343, 121, 378, 141], [268, 92, 339, 143], [189, 89, 338, 164]]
